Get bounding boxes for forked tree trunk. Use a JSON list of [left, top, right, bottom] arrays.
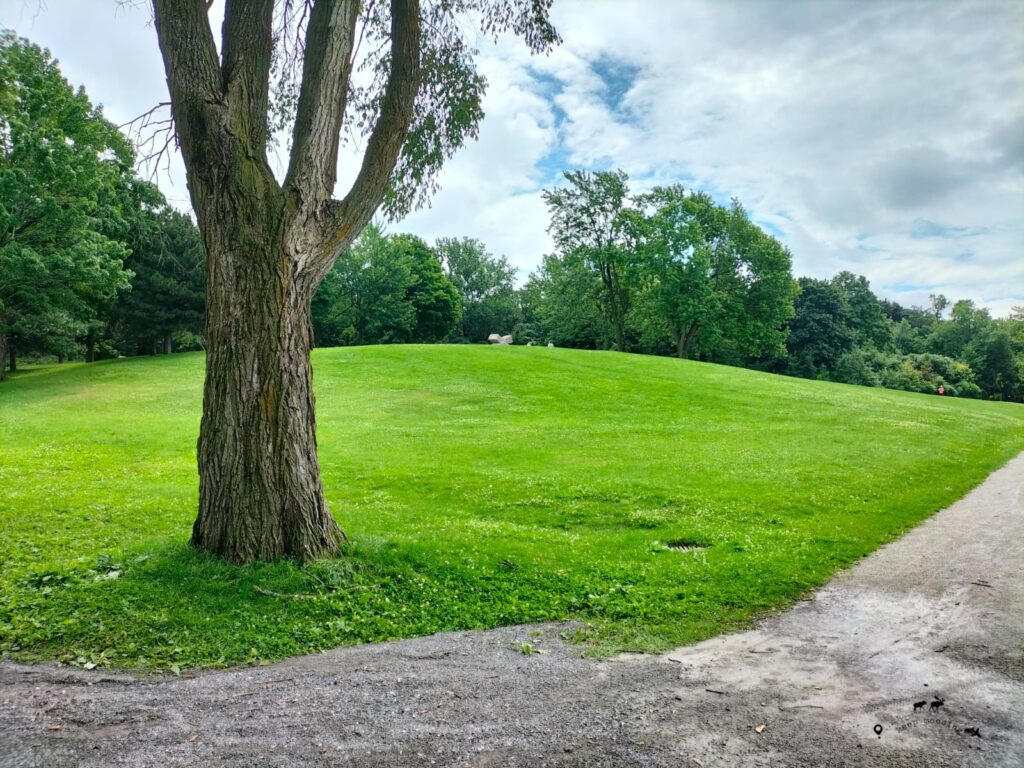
[[153, 0, 421, 563], [190, 212, 344, 563]]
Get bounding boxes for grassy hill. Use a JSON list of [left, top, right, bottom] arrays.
[[1, 345, 1022, 670]]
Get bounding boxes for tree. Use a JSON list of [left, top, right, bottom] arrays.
[[543, 170, 633, 351], [150, 0, 556, 561], [928, 299, 991, 360], [786, 278, 855, 378], [527, 250, 611, 349], [390, 234, 461, 342], [829, 271, 891, 350], [111, 205, 205, 356], [311, 227, 459, 346], [312, 224, 416, 346], [630, 187, 795, 360], [436, 237, 517, 342], [969, 330, 1019, 401], [627, 188, 716, 358], [0, 33, 134, 378]]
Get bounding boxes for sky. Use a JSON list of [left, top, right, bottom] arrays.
[[3, 0, 1022, 316]]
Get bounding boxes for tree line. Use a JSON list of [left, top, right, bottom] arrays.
[[517, 171, 1022, 402], [3, 33, 1021, 403]]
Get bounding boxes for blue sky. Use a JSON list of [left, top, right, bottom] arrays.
[[3, 0, 1022, 316]]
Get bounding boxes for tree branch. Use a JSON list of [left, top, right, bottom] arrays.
[[284, 0, 361, 207], [307, 0, 421, 285], [151, 0, 223, 176], [119, 101, 177, 181], [221, 0, 275, 153]]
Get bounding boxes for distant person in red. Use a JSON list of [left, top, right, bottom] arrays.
[[937, 385, 946, 396]]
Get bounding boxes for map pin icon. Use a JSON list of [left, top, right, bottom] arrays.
[[874, 724, 883, 738]]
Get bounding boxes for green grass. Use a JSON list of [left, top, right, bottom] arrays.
[[1, 346, 1022, 671]]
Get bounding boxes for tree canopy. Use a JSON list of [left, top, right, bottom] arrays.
[[436, 237, 517, 342], [533, 171, 796, 360], [311, 225, 460, 346], [0, 32, 135, 376]]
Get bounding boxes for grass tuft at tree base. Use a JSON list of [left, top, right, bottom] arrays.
[[1, 346, 1022, 670]]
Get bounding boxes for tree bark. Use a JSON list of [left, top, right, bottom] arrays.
[[192, 217, 343, 562], [8, 341, 15, 373], [86, 329, 97, 363], [164, 334, 173, 355], [0, 333, 7, 381]]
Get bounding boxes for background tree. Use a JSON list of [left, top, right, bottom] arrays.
[[968, 330, 1019, 401], [436, 237, 516, 342], [1003, 307, 1024, 397], [543, 170, 633, 351], [149, 0, 557, 562], [627, 187, 717, 359], [312, 224, 416, 346], [630, 187, 795, 361], [829, 271, 891, 350], [785, 278, 855, 378], [391, 234, 461, 343], [527, 251, 611, 349], [928, 299, 991, 360], [312, 226, 461, 346], [0, 32, 133, 379], [110, 205, 205, 356]]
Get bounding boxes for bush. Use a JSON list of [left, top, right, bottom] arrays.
[[834, 349, 880, 387]]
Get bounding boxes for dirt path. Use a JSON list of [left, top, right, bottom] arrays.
[[3, 453, 1022, 768]]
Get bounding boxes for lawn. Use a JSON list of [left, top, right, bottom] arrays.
[[1, 345, 1022, 671]]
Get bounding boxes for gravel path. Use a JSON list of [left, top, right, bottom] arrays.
[[2, 452, 1022, 767]]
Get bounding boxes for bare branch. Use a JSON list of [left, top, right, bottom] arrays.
[[117, 101, 173, 131], [119, 101, 178, 181]]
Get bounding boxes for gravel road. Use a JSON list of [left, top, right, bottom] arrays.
[[2, 452, 1022, 767]]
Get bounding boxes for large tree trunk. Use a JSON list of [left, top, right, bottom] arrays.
[[164, 334, 173, 355], [8, 342, 15, 373], [0, 333, 7, 381], [190, 212, 344, 563]]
